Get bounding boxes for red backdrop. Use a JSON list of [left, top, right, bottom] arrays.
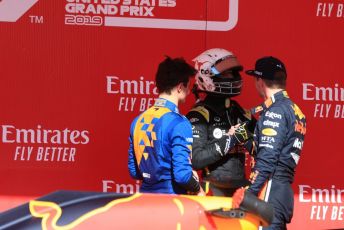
[[1, 0, 343, 229]]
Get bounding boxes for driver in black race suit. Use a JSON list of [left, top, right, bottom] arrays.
[[186, 48, 256, 196]]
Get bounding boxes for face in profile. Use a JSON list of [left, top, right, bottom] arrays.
[[178, 81, 191, 103], [255, 77, 265, 98]]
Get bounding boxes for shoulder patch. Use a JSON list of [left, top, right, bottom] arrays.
[[291, 104, 305, 120], [190, 106, 209, 122]]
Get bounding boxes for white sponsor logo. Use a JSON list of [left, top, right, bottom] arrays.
[[142, 172, 151, 178], [65, 0, 238, 31], [2, 125, 89, 144], [102, 180, 140, 193], [192, 129, 200, 135], [214, 116, 221, 122], [293, 138, 303, 150], [106, 76, 158, 112], [265, 111, 282, 119], [186, 137, 193, 143], [213, 122, 226, 127], [1, 124, 90, 163], [303, 83, 344, 119], [189, 118, 199, 123], [259, 143, 274, 149], [215, 143, 222, 155], [316, 2, 344, 19], [263, 120, 280, 128], [224, 138, 231, 154], [261, 136, 275, 144], [107, 76, 158, 95], [254, 70, 262, 76], [299, 185, 344, 204], [290, 152, 300, 164], [0, 0, 39, 22], [213, 128, 223, 139], [298, 184, 344, 221], [303, 83, 344, 102]]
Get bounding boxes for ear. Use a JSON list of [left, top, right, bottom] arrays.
[[256, 78, 264, 87], [260, 78, 267, 87], [176, 82, 184, 93]]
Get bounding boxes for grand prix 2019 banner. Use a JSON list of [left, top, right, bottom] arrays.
[[0, 0, 343, 229]]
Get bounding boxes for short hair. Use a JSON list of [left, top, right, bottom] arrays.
[[155, 56, 196, 94], [262, 71, 287, 89]]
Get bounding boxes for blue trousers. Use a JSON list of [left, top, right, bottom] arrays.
[[261, 179, 294, 230]]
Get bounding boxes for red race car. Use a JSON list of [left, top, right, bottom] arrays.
[[0, 190, 273, 230]]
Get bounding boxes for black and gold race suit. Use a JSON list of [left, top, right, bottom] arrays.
[[186, 95, 256, 196]]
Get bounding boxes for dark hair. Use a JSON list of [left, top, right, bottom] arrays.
[[155, 56, 196, 94], [262, 71, 287, 89]]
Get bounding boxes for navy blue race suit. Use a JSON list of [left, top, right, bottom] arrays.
[[186, 95, 256, 196], [248, 90, 306, 230], [128, 98, 200, 194]]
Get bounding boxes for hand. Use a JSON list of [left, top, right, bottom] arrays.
[[192, 170, 200, 182], [187, 170, 205, 196], [233, 122, 252, 144], [216, 122, 250, 156], [197, 186, 206, 196], [227, 124, 240, 136], [232, 187, 246, 209]]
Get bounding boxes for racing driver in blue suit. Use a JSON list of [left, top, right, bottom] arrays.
[[128, 56, 203, 195]]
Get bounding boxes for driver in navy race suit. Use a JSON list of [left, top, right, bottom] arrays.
[[234, 56, 307, 230], [128, 56, 204, 196]]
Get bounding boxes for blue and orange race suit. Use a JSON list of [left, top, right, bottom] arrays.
[[248, 90, 306, 229], [128, 98, 200, 194]]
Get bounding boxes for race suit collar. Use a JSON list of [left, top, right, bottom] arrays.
[[202, 95, 232, 115], [154, 98, 179, 113], [251, 90, 289, 115]]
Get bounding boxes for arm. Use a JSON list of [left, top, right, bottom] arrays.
[[247, 106, 287, 196], [233, 102, 257, 155], [170, 117, 200, 193], [128, 118, 143, 180], [186, 110, 233, 170]]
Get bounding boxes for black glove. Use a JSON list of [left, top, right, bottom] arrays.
[[233, 122, 253, 144]]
